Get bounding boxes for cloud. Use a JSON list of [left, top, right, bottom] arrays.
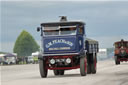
[[1, 1, 128, 52], [1, 42, 15, 52], [2, 0, 128, 1]]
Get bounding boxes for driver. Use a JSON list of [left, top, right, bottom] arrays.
[[69, 27, 76, 35]]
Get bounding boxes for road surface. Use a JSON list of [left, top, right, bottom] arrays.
[[1, 59, 128, 85]]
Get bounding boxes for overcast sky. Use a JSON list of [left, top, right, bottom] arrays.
[[1, 1, 128, 52]]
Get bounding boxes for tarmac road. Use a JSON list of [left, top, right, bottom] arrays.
[[1, 59, 128, 85]]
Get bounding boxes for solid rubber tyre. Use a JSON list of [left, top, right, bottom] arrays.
[[59, 70, 65, 75], [91, 56, 97, 74], [115, 56, 120, 65], [87, 64, 91, 74], [39, 59, 48, 78], [80, 57, 87, 76], [53, 70, 59, 75]]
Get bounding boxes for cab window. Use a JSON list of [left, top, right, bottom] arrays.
[[60, 27, 76, 35], [78, 26, 84, 34], [43, 26, 77, 36], [44, 30, 59, 35]]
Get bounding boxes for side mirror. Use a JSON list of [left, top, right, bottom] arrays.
[[37, 27, 40, 32]]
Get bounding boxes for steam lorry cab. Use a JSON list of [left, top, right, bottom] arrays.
[[37, 16, 99, 78]]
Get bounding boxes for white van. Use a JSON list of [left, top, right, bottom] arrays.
[[4, 56, 16, 65]]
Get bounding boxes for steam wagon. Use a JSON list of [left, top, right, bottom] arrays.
[[37, 16, 99, 78], [114, 39, 128, 65]]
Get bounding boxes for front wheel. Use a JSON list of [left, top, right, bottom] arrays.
[[87, 64, 91, 74], [80, 57, 87, 76], [53, 70, 59, 75], [39, 59, 48, 78], [59, 70, 65, 75], [115, 56, 120, 65], [53, 70, 65, 75]]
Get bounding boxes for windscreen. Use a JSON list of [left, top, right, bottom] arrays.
[[43, 26, 59, 36], [60, 27, 76, 35], [43, 26, 77, 36], [115, 42, 128, 48]]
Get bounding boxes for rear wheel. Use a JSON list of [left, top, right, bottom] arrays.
[[87, 64, 91, 74], [91, 56, 97, 74], [115, 56, 120, 65], [80, 57, 87, 76], [39, 59, 48, 78], [87, 54, 91, 74]]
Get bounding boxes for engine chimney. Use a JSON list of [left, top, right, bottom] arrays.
[[59, 16, 67, 21]]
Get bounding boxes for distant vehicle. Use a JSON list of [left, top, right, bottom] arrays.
[[0, 57, 2, 65], [3, 56, 16, 65], [32, 52, 39, 64], [0, 53, 16, 65], [97, 49, 107, 60], [37, 16, 99, 78], [27, 56, 34, 64], [0, 54, 4, 65], [114, 39, 128, 65]]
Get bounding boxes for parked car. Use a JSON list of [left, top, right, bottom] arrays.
[[3, 56, 16, 65], [0, 57, 2, 65], [27, 56, 34, 64]]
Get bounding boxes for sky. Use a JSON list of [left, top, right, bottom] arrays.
[[1, 1, 128, 52]]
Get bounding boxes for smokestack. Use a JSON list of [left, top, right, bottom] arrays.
[[59, 16, 67, 21], [121, 39, 124, 42]]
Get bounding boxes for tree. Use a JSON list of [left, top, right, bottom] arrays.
[[13, 30, 39, 57]]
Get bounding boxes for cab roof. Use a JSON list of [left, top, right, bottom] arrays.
[[41, 21, 85, 27], [86, 38, 99, 44], [115, 41, 128, 44], [114, 39, 128, 45]]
